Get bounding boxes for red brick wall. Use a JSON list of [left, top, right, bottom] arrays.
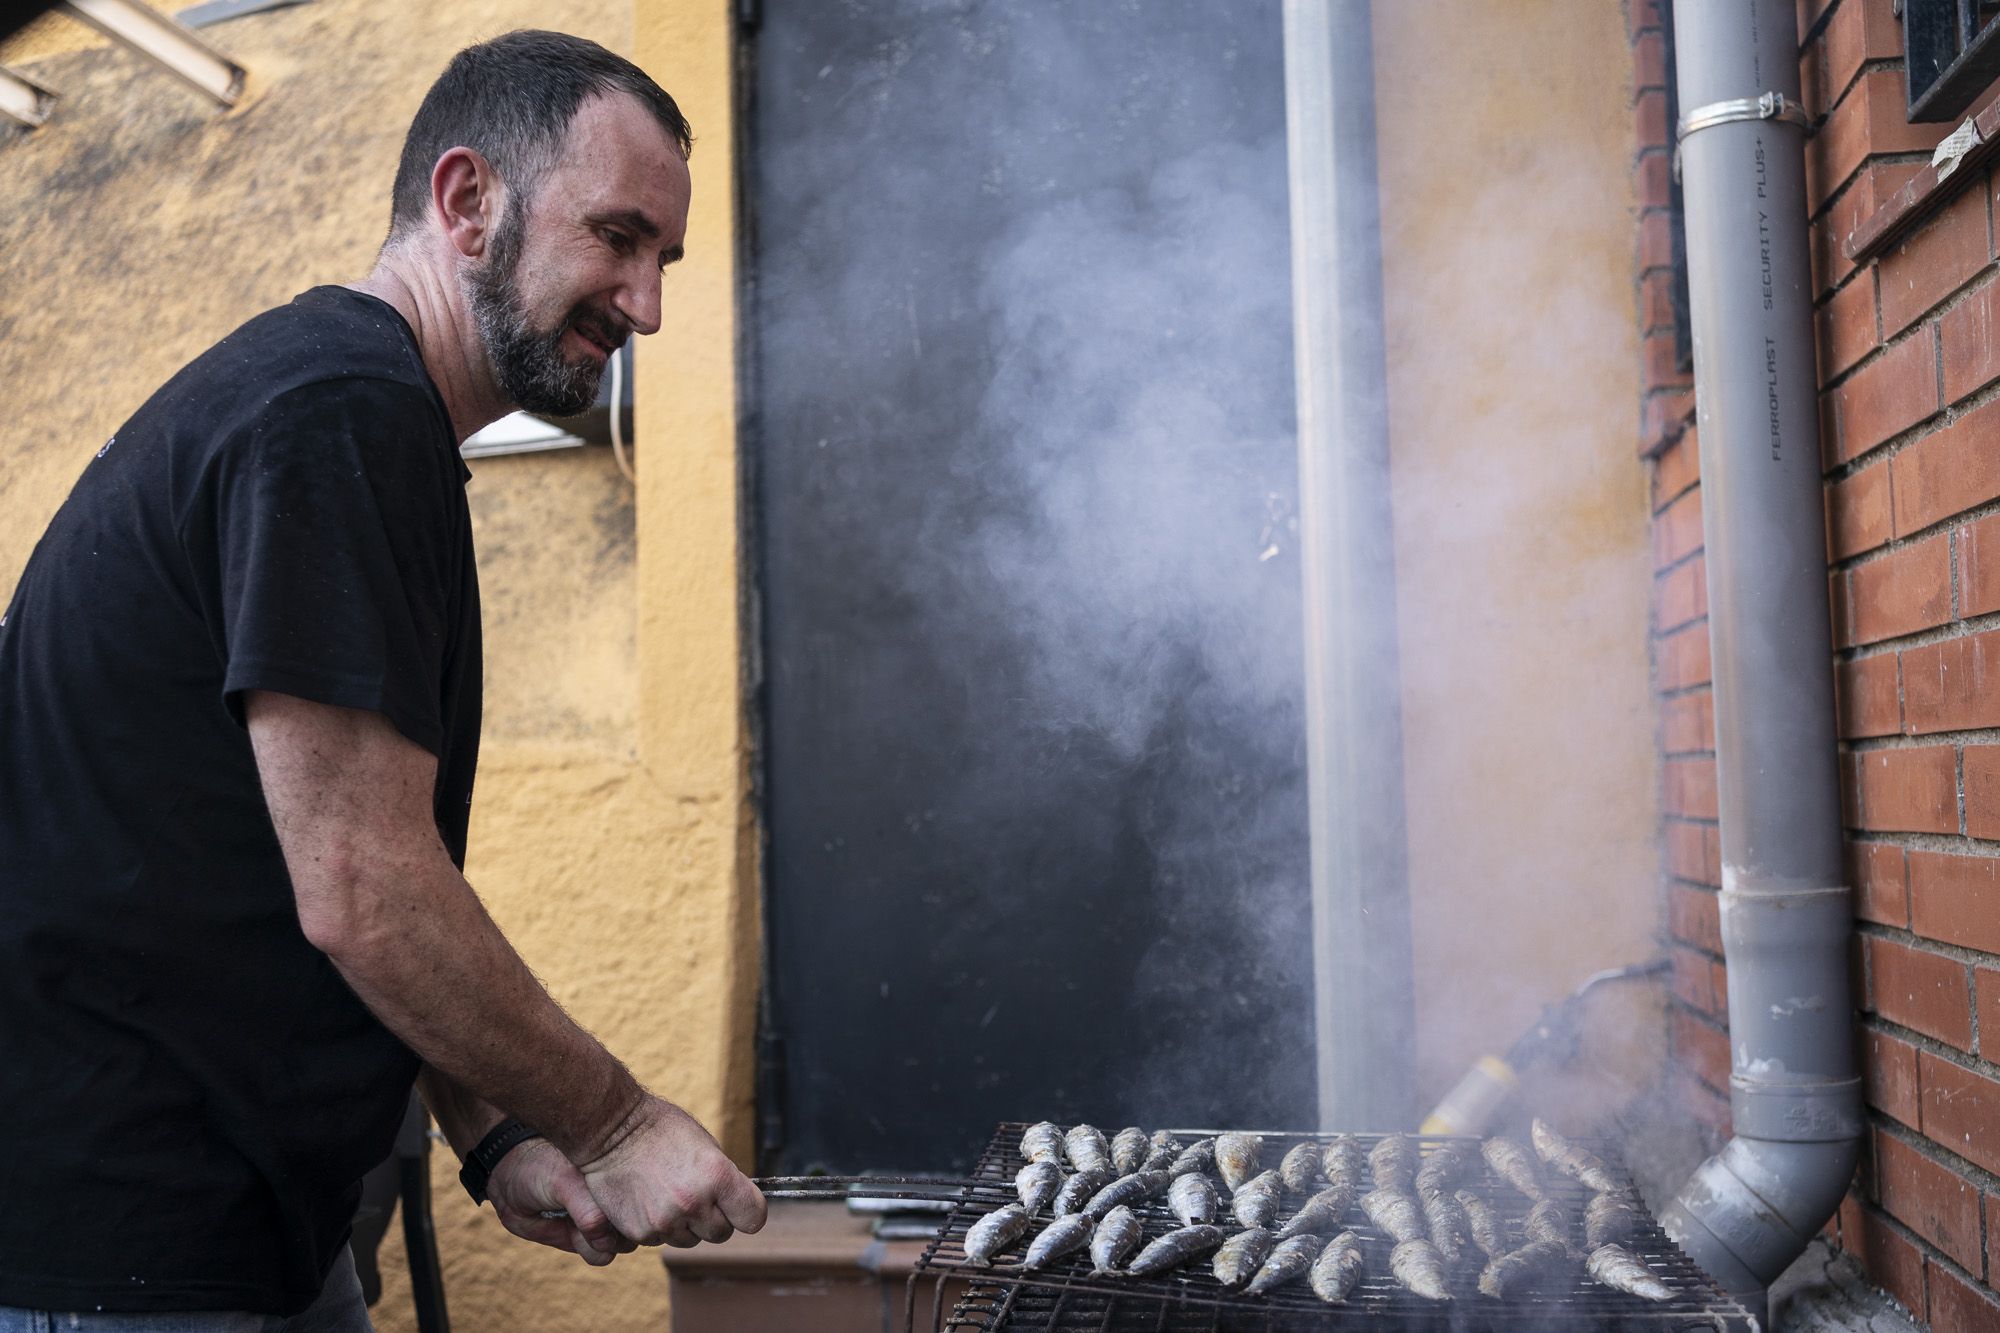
[[1633, 2, 2000, 1325]]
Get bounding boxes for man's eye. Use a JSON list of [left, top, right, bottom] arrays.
[[602, 229, 632, 253]]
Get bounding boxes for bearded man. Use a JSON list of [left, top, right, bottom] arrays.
[[0, 29, 763, 1331]]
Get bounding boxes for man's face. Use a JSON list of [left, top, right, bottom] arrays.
[[467, 91, 692, 417]]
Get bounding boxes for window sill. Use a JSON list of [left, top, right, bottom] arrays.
[[1844, 96, 2000, 266]]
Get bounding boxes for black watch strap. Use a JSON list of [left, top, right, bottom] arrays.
[[459, 1118, 543, 1206]]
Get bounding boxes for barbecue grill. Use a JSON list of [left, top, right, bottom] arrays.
[[888, 1124, 1760, 1332]]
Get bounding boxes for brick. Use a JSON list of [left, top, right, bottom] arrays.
[[1920, 1051, 2000, 1176], [1634, 89, 1668, 152], [1855, 745, 1959, 833], [1656, 556, 1707, 632], [1963, 745, 2000, 840], [1658, 622, 1713, 691], [1853, 839, 1910, 927], [1843, 749, 1865, 826], [1846, 536, 1952, 646], [1672, 1007, 1730, 1092], [1819, 0, 1903, 118], [1940, 277, 2000, 404], [1641, 268, 1677, 335], [1866, 1027, 1923, 1127], [1820, 163, 1927, 296], [1670, 883, 1724, 954], [1909, 853, 2000, 953], [1959, 512, 2000, 618], [1834, 328, 1941, 464], [1978, 969, 2000, 1058], [1810, 70, 1951, 212], [1869, 936, 1974, 1048], [1639, 210, 1674, 273], [1890, 396, 2000, 535], [1876, 1129, 1983, 1271], [1877, 182, 1993, 337], [1632, 30, 1666, 95], [1642, 329, 1690, 391], [1839, 652, 1902, 738], [1928, 1257, 2000, 1333], [1820, 272, 1880, 383], [1660, 689, 1714, 755], [1846, 1199, 1927, 1319], [1672, 944, 1724, 1017], [1663, 755, 1720, 820], [1829, 459, 1893, 558], [1676, 1068, 1732, 1136], [1634, 152, 1670, 213], [1665, 819, 1721, 887], [1653, 430, 1699, 511], [1628, 0, 1662, 39], [1653, 487, 1703, 567], [1904, 630, 2000, 734]]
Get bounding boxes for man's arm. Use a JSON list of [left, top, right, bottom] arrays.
[[246, 690, 764, 1246]]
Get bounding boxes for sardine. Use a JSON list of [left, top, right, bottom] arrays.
[[1585, 1191, 1644, 1248], [1279, 1142, 1323, 1193], [1481, 1136, 1546, 1201], [1309, 1231, 1366, 1303], [1080, 1170, 1168, 1222], [1213, 1227, 1277, 1288], [1477, 1240, 1571, 1298], [1016, 1159, 1062, 1215], [1168, 1171, 1220, 1225], [1522, 1199, 1574, 1253], [1531, 1118, 1622, 1193], [1414, 1141, 1472, 1199], [1053, 1165, 1114, 1218], [1111, 1126, 1149, 1176], [1389, 1238, 1452, 1300], [1360, 1188, 1426, 1243], [1323, 1134, 1365, 1192], [1021, 1214, 1092, 1270], [1456, 1189, 1506, 1259], [1277, 1184, 1352, 1239], [1020, 1121, 1065, 1166], [1216, 1132, 1263, 1191], [1369, 1134, 1418, 1192], [1065, 1124, 1112, 1175], [1422, 1190, 1472, 1267], [1586, 1242, 1673, 1301], [1126, 1223, 1227, 1277], [1090, 1205, 1143, 1275], [1140, 1129, 1181, 1172], [1231, 1170, 1283, 1229], [963, 1203, 1031, 1266], [1245, 1233, 1323, 1296], [1168, 1137, 1217, 1178]]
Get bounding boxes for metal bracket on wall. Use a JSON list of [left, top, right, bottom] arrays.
[[0, 64, 56, 126], [1676, 91, 1810, 141], [58, 0, 244, 106]]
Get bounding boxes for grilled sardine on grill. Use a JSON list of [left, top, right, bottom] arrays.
[[1021, 1214, 1092, 1270], [1053, 1165, 1114, 1218], [1168, 1137, 1217, 1178], [1065, 1124, 1113, 1175], [1016, 1159, 1062, 1215], [1522, 1199, 1575, 1253], [1126, 1223, 1227, 1277], [1309, 1230, 1366, 1303], [1456, 1189, 1506, 1259], [1477, 1240, 1571, 1298], [1585, 1191, 1644, 1248], [1081, 1170, 1168, 1222], [1090, 1205, 1143, 1276], [1360, 1188, 1426, 1243], [1422, 1190, 1472, 1266], [964, 1204, 1032, 1266], [1323, 1134, 1365, 1192], [1481, 1136, 1546, 1201], [1168, 1171, 1220, 1225], [1389, 1238, 1452, 1300], [1414, 1141, 1472, 1199], [1216, 1133, 1263, 1191], [1141, 1129, 1181, 1172], [1531, 1117, 1621, 1192], [1213, 1227, 1278, 1288], [1279, 1142, 1323, 1193], [1586, 1242, 1673, 1301], [1277, 1184, 1352, 1239], [1245, 1233, 1323, 1296], [1111, 1126, 1149, 1176], [1369, 1134, 1419, 1192], [1020, 1121, 1065, 1166], [1231, 1170, 1283, 1229]]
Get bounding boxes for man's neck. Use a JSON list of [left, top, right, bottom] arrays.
[[350, 248, 509, 444]]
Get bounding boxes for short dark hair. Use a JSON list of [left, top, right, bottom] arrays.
[[387, 30, 692, 241]]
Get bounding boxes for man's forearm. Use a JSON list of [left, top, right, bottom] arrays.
[[417, 1065, 506, 1158]]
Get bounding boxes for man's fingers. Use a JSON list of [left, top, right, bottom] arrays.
[[552, 1174, 622, 1254], [660, 1219, 701, 1249], [500, 1211, 576, 1252], [569, 1230, 618, 1267], [720, 1173, 769, 1235], [687, 1201, 734, 1245]]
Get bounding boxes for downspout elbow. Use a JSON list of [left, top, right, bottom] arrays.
[[1664, 1134, 1860, 1297]]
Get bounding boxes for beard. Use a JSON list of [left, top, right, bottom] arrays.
[[465, 199, 622, 418]]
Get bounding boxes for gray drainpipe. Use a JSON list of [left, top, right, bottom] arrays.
[[1659, 0, 1865, 1315]]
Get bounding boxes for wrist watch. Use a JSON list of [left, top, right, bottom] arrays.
[[459, 1117, 543, 1205]]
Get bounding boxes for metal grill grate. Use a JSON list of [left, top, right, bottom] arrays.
[[905, 1124, 1759, 1332]]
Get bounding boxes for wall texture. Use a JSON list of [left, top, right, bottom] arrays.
[[0, 2, 750, 1330]]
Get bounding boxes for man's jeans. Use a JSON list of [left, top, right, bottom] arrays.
[[0, 1250, 371, 1333]]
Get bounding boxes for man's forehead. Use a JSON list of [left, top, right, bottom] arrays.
[[545, 91, 691, 232]]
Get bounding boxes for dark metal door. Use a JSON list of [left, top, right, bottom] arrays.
[[747, 0, 1312, 1173]]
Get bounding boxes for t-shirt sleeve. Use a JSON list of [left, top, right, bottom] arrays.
[[205, 379, 459, 757]]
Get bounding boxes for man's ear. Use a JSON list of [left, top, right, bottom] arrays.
[[431, 147, 499, 260]]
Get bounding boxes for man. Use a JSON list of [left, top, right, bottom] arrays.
[[0, 29, 764, 1329]]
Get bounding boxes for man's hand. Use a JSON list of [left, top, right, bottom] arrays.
[[487, 1138, 638, 1267], [579, 1096, 767, 1248]]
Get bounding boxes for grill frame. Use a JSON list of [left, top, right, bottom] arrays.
[[904, 1124, 1760, 1332]]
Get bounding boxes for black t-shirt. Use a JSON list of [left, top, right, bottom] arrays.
[[0, 286, 481, 1315]]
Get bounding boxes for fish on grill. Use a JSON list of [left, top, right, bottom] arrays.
[[1245, 1233, 1324, 1296], [1279, 1142, 1323, 1193], [1141, 1129, 1181, 1172], [1477, 1239, 1571, 1298], [1216, 1133, 1263, 1191], [1389, 1238, 1452, 1300], [1309, 1230, 1366, 1303], [1323, 1134, 1365, 1193], [1360, 1188, 1427, 1243], [964, 1203, 1032, 1266], [1585, 1191, 1645, 1248], [1414, 1141, 1472, 1199], [1456, 1189, 1506, 1259], [1522, 1198, 1575, 1253], [1021, 1214, 1092, 1270], [1053, 1165, 1114, 1218], [1081, 1170, 1168, 1222], [1168, 1137, 1217, 1178], [1213, 1227, 1278, 1288], [1019, 1122, 1065, 1166], [1421, 1190, 1472, 1266], [1481, 1136, 1546, 1201], [1277, 1184, 1352, 1239], [1168, 1171, 1220, 1225], [1531, 1117, 1622, 1192], [1126, 1224, 1227, 1277], [1111, 1126, 1149, 1175], [1369, 1134, 1419, 1192], [1090, 1205, 1143, 1276], [1231, 1170, 1284, 1229], [1587, 1242, 1673, 1301], [1065, 1124, 1113, 1175], [1016, 1160, 1062, 1215]]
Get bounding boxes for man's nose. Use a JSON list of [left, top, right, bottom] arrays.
[[614, 267, 663, 339]]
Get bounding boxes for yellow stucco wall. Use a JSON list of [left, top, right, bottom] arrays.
[[0, 2, 749, 1330], [1371, 2, 1663, 1112]]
